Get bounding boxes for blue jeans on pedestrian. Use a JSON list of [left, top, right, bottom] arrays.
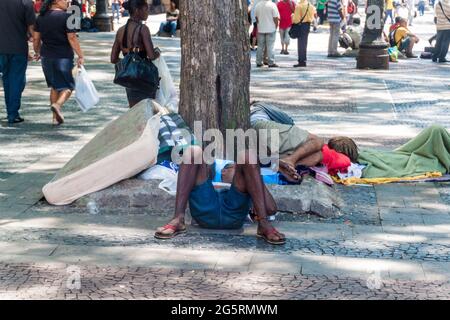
[[0, 54, 28, 123], [112, 3, 121, 22], [385, 9, 394, 24], [159, 21, 177, 36]]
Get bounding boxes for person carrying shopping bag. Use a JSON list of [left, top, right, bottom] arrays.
[[33, 0, 85, 125]]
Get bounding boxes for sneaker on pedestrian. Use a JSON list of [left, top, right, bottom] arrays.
[[268, 64, 279, 68], [439, 58, 449, 63], [284, 51, 289, 55], [280, 50, 285, 54], [327, 53, 343, 58], [256, 63, 264, 67]]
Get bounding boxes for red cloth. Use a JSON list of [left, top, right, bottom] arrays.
[[321, 145, 351, 176], [277, 1, 295, 30], [34, 1, 42, 13], [389, 23, 400, 33]]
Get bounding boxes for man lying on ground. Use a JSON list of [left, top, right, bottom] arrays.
[[250, 102, 359, 182], [154, 146, 286, 245]]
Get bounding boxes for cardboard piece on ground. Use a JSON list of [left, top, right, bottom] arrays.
[[43, 99, 161, 205]]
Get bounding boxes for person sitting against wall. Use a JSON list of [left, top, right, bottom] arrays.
[[157, 1, 179, 37]]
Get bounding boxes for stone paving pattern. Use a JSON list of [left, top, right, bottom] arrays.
[[1, 263, 450, 300], [1, 11, 450, 299]]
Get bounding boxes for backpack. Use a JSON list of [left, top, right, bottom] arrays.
[[388, 29, 400, 47], [339, 33, 353, 49]]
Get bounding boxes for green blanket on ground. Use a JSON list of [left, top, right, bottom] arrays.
[[358, 125, 450, 179]]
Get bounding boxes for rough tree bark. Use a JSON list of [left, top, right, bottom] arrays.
[[179, 0, 251, 135]]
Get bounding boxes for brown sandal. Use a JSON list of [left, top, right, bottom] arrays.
[[257, 227, 286, 245]]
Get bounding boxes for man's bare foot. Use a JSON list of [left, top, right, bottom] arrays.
[[278, 158, 300, 183], [155, 217, 186, 239], [257, 221, 286, 245]]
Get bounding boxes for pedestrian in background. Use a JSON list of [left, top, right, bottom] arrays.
[[316, 0, 327, 25], [33, 0, 85, 125], [293, 0, 316, 67], [277, 0, 296, 55], [110, 0, 161, 107], [112, 0, 122, 24], [0, 0, 36, 125], [385, 0, 395, 24], [255, 0, 280, 68], [433, 0, 450, 63], [327, 0, 345, 57], [157, 1, 179, 37]]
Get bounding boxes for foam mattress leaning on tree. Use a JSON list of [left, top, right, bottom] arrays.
[[357, 125, 450, 180], [43, 100, 161, 205]]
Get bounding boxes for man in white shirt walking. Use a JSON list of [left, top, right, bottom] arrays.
[[255, 0, 280, 67]]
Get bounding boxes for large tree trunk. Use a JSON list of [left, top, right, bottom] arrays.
[[179, 0, 251, 136]]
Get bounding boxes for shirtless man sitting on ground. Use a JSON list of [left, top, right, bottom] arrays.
[[154, 146, 286, 245]]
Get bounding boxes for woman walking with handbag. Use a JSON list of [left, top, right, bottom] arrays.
[[111, 0, 161, 108], [292, 0, 317, 67], [33, 0, 85, 125]]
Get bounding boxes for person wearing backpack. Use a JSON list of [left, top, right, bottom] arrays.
[[433, 0, 450, 63], [277, 0, 296, 54], [389, 17, 419, 58], [292, 0, 317, 67]]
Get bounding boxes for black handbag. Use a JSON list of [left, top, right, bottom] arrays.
[[114, 22, 160, 98], [289, 3, 310, 39]]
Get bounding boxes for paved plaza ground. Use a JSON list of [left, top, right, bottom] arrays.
[[1, 10, 450, 299]]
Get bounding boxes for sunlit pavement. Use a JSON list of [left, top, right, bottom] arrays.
[[1, 9, 450, 299]]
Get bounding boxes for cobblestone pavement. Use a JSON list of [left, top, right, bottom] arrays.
[[2, 226, 450, 262], [1, 263, 450, 300], [1, 11, 450, 299]]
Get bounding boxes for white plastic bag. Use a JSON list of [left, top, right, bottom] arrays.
[[153, 56, 178, 113], [138, 164, 178, 196], [75, 65, 100, 112]]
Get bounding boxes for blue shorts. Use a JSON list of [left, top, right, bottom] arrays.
[[189, 179, 251, 229], [41, 57, 75, 92]]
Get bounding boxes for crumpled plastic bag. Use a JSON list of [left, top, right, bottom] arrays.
[[153, 55, 179, 113], [138, 164, 178, 196], [75, 65, 100, 112]]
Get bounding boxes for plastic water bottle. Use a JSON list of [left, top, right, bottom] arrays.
[[86, 201, 99, 215]]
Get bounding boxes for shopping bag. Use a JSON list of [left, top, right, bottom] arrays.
[[153, 55, 179, 113], [75, 65, 100, 112]]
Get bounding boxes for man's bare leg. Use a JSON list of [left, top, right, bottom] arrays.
[[233, 151, 285, 244], [155, 146, 209, 238]]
